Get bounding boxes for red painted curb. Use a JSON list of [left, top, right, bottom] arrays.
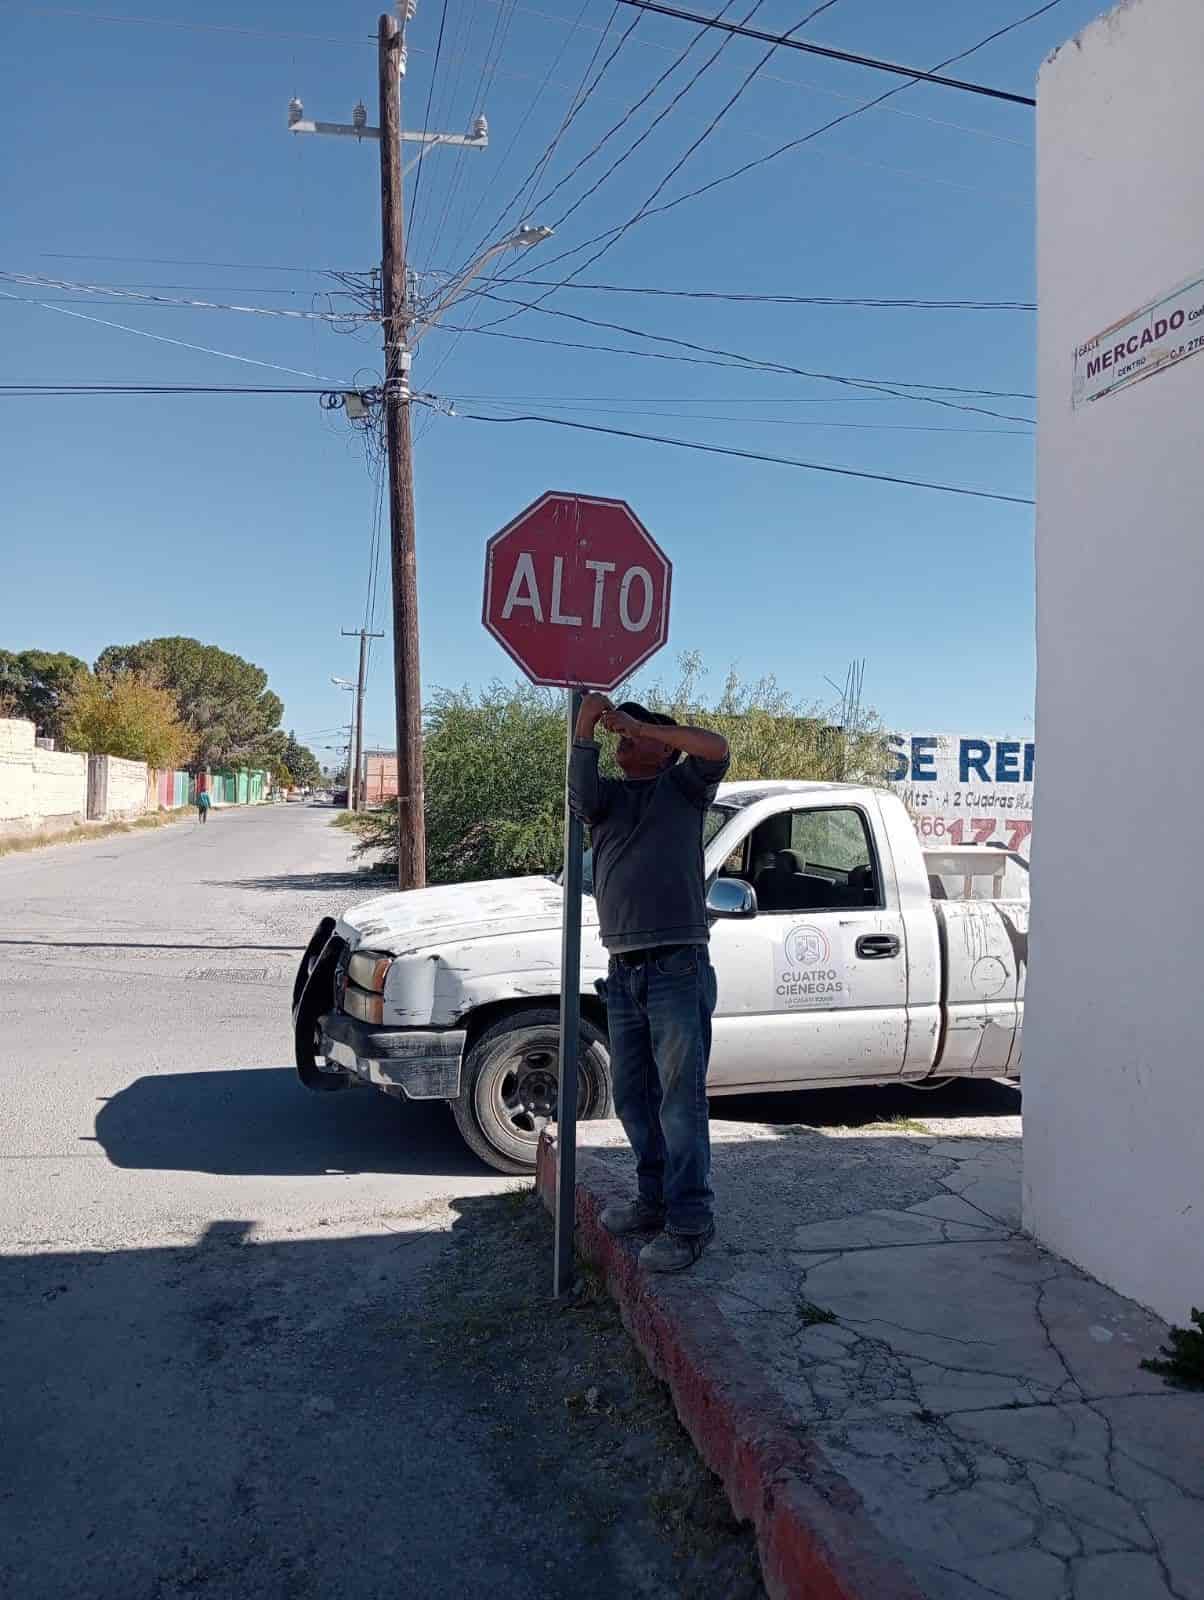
[[537, 1133, 927, 1600]]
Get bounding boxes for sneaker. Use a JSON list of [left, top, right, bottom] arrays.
[[639, 1223, 716, 1273], [599, 1198, 666, 1236]]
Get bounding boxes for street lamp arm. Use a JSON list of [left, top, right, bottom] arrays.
[[410, 226, 553, 346]]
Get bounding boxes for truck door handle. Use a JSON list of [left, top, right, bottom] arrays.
[[856, 934, 900, 960]]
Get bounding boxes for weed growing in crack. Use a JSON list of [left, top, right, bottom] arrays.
[[798, 1298, 838, 1327], [1141, 1307, 1204, 1390]]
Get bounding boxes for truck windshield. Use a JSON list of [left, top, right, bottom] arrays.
[[566, 803, 735, 895]]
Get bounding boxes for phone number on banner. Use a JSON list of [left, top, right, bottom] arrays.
[[913, 816, 1032, 852]]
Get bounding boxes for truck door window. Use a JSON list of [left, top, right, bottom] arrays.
[[750, 808, 879, 913]]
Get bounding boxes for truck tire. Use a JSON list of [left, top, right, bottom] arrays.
[[452, 1008, 613, 1175]]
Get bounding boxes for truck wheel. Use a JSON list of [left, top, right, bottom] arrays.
[[452, 1008, 612, 1174]]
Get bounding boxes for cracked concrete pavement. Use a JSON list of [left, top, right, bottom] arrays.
[[573, 1113, 1204, 1600]]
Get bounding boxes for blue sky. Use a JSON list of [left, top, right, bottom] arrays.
[[2, 0, 1105, 759]]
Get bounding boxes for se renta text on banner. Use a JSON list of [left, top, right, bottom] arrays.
[[886, 733, 1034, 857]]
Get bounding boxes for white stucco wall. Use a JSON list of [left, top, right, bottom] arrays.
[[1026, 0, 1204, 1322], [32, 747, 87, 825], [0, 719, 36, 828], [0, 719, 88, 833]]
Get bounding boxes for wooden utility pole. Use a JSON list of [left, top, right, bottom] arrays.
[[378, 11, 426, 888], [341, 626, 384, 811]]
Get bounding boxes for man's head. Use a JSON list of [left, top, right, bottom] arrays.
[[611, 701, 679, 779]]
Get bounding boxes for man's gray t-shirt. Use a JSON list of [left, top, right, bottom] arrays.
[[568, 741, 730, 955]]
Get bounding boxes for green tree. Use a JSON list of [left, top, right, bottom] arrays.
[[0, 649, 90, 742], [351, 657, 888, 883], [270, 729, 322, 787], [63, 670, 194, 769], [95, 637, 283, 770]]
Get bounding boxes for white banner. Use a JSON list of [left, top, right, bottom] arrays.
[[886, 733, 1034, 856], [1073, 268, 1204, 408]]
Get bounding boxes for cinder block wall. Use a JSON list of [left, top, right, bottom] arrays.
[[99, 754, 149, 820]]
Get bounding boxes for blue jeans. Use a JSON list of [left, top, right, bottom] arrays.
[[601, 945, 718, 1235]]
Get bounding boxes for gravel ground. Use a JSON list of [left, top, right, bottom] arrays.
[[417, 1187, 765, 1599]]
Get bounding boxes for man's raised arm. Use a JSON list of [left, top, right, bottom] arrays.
[[568, 692, 615, 825]]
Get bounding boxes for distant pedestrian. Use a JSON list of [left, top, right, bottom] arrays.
[[197, 789, 211, 825], [570, 694, 730, 1273]]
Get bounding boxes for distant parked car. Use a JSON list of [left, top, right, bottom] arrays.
[[332, 788, 349, 808]]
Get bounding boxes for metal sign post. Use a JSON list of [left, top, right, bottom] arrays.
[[482, 492, 671, 1298], [554, 688, 584, 1298]]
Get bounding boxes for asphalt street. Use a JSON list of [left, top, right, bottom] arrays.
[[0, 803, 506, 1254], [0, 806, 531, 1600], [0, 803, 1017, 1598]]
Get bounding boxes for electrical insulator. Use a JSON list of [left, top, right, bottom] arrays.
[[471, 114, 488, 142], [287, 97, 304, 127], [352, 101, 367, 132]]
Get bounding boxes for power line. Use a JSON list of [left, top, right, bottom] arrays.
[[613, 0, 1038, 104], [431, 0, 593, 264], [454, 3, 633, 272], [472, 273, 1036, 311], [484, 0, 1034, 151], [457, 410, 1033, 505], [417, 0, 627, 406], [406, 0, 452, 248], [38, 252, 348, 273], [435, 317, 1034, 424], [496, 1, 1063, 310], [480, 0, 833, 324], [530, 0, 750, 227], [12, 6, 375, 45], [0, 273, 377, 321], [1, 289, 349, 383], [0, 384, 335, 395], [456, 396, 1030, 435], [465, 288, 1037, 419]]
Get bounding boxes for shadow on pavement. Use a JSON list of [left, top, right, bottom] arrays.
[[716, 1075, 1020, 1131], [204, 872, 392, 895], [92, 1067, 489, 1178], [0, 1206, 527, 1600], [0, 938, 304, 952]]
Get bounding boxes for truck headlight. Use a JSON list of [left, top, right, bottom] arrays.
[[348, 950, 392, 992], [343, 949, 392, 1025]]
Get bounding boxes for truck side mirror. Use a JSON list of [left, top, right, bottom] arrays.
[[706, 877, 757, 919]]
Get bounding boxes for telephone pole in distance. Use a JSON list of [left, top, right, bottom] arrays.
[[342, 626, 384, 811]]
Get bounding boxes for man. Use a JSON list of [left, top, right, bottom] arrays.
[[569, 694, 730, 1272], [196, 787, 211, 825]]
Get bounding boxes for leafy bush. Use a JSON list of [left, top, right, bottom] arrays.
[[351, 655, 887, 884]]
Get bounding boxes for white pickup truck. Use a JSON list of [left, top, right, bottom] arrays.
[[293, 781, 1029, 1172]]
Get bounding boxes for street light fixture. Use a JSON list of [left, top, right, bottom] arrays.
[[411, 225, 554, 346]]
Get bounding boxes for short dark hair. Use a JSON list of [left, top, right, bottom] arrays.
[[614, 700, 677, 729]]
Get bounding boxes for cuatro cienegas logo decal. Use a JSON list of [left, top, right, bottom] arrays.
[[784, 925, 830, 967]]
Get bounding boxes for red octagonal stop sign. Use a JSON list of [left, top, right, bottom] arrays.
[[483, 491, 671, 691]]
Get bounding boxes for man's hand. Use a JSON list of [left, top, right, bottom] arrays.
[[599, 708, 673, 753], [575, 692, 614, 742], [599, 707, 651, 742]]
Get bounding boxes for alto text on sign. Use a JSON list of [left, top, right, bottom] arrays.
[[482, 491, 671, 690]]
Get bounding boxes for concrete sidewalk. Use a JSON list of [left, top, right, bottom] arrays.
[[539, 1114, 1204, 1600]]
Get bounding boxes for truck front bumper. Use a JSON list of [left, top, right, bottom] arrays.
[[318, 1009, 466, 1101]]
